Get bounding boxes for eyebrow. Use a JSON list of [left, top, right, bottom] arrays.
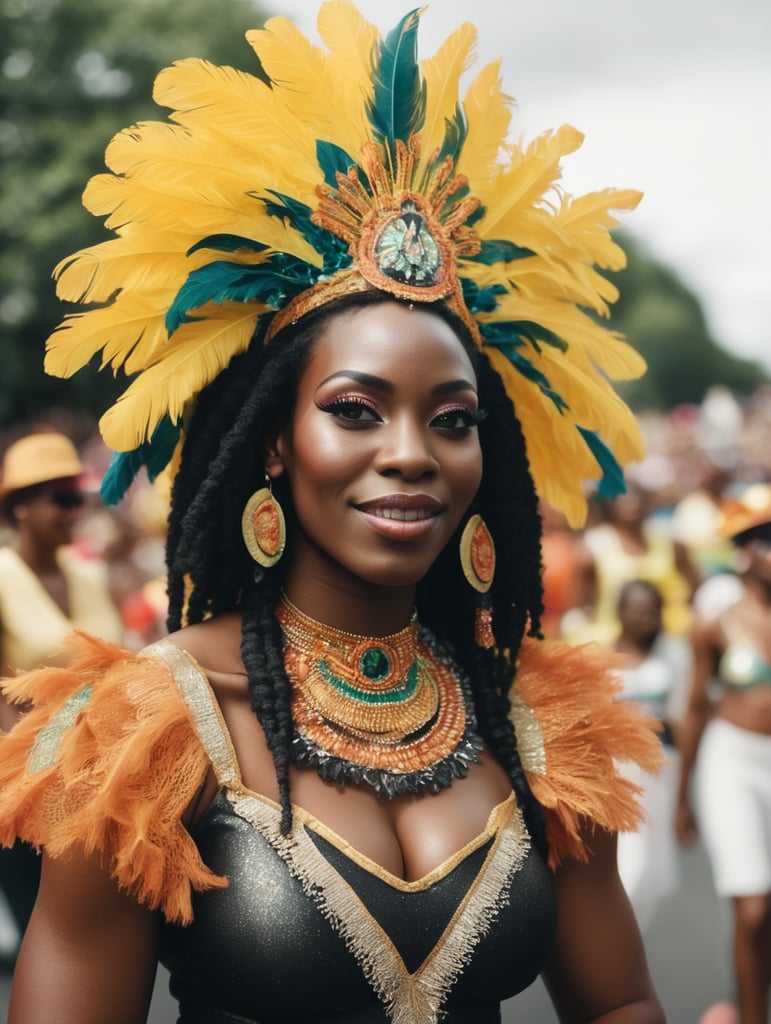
[[318, 371, 477, 395]]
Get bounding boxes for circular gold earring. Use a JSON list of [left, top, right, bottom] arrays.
[[459, 513, 495, 593], [241, 476, 286, 568], [460, 514, 496, 649]]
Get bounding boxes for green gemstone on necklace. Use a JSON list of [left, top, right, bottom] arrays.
[[359, 646, 392, 681]]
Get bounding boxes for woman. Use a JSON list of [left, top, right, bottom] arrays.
[[0, 4, 664, 1021], [0, 429, 123, 949], [564, 482, 701, 647], [612, 579, 690, 933], [677, 484, 771, 1024]]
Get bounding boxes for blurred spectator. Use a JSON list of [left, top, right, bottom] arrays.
[[676, 483, 771, 1024], [672, 455, 736, 579], [562, 479, 701, 646], [0, 428, 124, 961], [612, 579, 691, 933]]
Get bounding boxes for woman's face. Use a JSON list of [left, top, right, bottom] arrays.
[[618, 585, 662, 644], [270, 301, 483, 591], [12, 478, 85, 549]]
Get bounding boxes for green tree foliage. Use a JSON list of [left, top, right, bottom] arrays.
[[608, 233, 767, 411], [0, 0, 268, 428]]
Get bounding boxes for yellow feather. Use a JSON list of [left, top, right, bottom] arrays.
[[44, 290, 173, 380], [82, 174, 320, 267], [54, 235, 189, 305], [247, 7, 373, 165], [152, 60, 320, 183], [317, 0, 378, 79], [478, 126, 583, 237], [98, 304, 260, 451], [456, 59, 514, 187], [418, 21, 477, 169]]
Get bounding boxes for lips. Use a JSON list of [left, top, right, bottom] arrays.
[[373, 506, 434, 521], [355, 494, 443, 538], [356, 494, 442, 516]]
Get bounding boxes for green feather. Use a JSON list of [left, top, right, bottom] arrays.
[[263, 190, 349, 271], [316, 139, 356, 188], [369, 9, 426, 163], [479, 323, 568, 411], [460, 277, 506, 313], [471, 239, 534, 266], [578, 428, 627, 497], [187, 235, 268, 256], [100, 416, 180, 506], [433, 103, 467, 167], [166, 255, 319, 334]]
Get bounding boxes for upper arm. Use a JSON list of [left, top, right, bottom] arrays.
[[542, 826, 664, 1023], [9, 848, 160, 1024], [686, 617, 719, 714], [674, 539, 701, 596]]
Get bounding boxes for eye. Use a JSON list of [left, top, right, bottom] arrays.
[[431, 406, 486, 435], [317, 395, 382, 426]]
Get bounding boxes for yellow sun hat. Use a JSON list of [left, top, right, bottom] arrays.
[[0, 433, 84, 501]]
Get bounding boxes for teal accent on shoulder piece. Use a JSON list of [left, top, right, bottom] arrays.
[[27, 684, 93, 774]]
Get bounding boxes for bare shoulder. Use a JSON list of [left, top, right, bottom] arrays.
[[163, 613, 248, 696]]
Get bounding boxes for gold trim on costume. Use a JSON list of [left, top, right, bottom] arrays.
[[143, 640, 241, 789], [508, 693, 547, 777]]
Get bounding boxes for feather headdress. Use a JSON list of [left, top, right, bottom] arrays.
[[46, 0, 644, 525]]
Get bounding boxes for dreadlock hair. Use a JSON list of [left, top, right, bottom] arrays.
[[166, 292, 548, 856]]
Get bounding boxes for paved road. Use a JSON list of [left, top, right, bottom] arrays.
[[0, 841, 732, 1023]]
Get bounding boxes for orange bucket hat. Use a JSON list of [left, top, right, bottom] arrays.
[[718, 483, 771, 541]]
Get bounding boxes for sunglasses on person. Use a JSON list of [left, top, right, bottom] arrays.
[[45, 489, 86, 509]]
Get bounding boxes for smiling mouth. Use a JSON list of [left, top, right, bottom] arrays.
[[372, 507, 436, 522]]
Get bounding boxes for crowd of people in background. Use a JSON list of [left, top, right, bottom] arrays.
[[0, 380, 770, 1021], [541, 382, 771, 1024]]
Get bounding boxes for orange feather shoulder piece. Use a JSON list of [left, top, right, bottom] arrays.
[[509, 636, 664, 870], [0, 632, 227, 924]]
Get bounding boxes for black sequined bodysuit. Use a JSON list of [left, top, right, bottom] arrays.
[[157, 649, 557, 1024]]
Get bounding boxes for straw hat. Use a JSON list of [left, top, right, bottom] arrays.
[[718, 483, 771, 540], [0, 433, 84, 500]]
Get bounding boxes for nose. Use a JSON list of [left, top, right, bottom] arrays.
[[373, 414, 439, 481]]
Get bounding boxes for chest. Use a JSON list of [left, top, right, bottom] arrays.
[[160, 788, 556, 1024]]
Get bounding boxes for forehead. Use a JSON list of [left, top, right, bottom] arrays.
[[300, 302, 477, 387]]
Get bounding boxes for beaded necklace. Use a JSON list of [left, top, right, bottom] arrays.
[[277, 593, 484, 798]]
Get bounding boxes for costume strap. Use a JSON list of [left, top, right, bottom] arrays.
[[509, 636, 664, 870], [144, 639, 242, 790], [0, 631, 227, 924]]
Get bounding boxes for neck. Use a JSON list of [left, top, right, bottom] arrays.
[[281, 570, 417, 636]]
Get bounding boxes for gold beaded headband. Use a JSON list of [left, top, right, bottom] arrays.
[[45, 1, 645, 525]]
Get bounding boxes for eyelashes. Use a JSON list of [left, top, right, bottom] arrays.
[[317, 396, 380, 423], [317, 395, 486, 434], [432, 406, 487, 430]]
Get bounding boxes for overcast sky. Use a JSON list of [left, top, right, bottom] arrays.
[[273, 0, 771, 373]]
